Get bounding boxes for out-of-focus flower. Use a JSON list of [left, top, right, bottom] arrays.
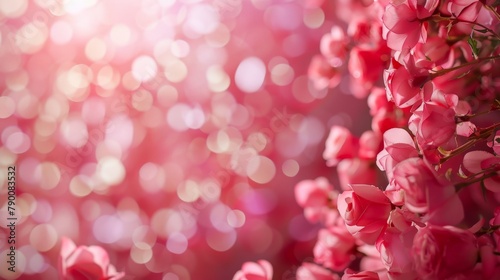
[[321, 26, 349, 67], [337, 158, 377, 190], [296, 262, 340, 280], [337, 184, 392, 244], [348, 42, 390, 98], [309, 55, 342, 90], [233, 260, 273, 280], [358, 131, 382, 160], [313, 226, 357, 271], [59, 237, 124, 280], [323, 126, 359, 167], [294, 177, 339, 225], [412, 225, 479, 279]]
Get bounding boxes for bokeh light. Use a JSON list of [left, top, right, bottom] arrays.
[[0, 0, 349, 279]]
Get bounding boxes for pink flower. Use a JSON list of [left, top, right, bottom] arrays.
[[323, 126, 359, 167], [320, 26, 348, 67], [337, 184, 392, 244], [392, 158, 464, 225], [462, 151, 500, 192], [296, 262, 340, 280], [368, 87, 391, 117], [412, 225, 479, 279], [377, 227, 418, 280], [309, 55, 342, 90], [383, 64, 422, 108], [348, 44, 389, 98], [417, 103, 456, 147], [456, 121, 477, 137], [382, 0, 439, 51], [341, 269, 380, 280], [359, 130, 382, 160], [58, 237, 124, 280], [313, 227, 357, 271], [412, 37, 451, 68], [337, 159, 377, 191], [233, 260, 273, 280], [294, 177, 339, 224], [444, 0, 483, 22], [409, 87, 458, 148], [376, 128, 419, 183]]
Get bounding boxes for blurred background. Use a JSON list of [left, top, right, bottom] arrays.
[[0, 0, 371, 279]]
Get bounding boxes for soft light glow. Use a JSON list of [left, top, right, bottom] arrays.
[[132, 55, 158, 83], [235, 57, 266, 93]]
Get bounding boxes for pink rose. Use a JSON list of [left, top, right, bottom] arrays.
[[412, 225, 479, 279], [313, 227, 357, 271], [392, 158, 464, 225], [233, 260, 273, 280], [337, 184, 392, 245], [58, 237, 124, 280], [296, 262, 340, 280], [323, 126, 359, 167]]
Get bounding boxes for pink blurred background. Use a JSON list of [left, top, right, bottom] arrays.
[[0, 0, 371, 279]]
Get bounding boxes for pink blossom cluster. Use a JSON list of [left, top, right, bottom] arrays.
[[235, 0, 500, 278]]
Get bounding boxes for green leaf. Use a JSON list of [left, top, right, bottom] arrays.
[[468, 37, 479, 59], [474, 28, 488, 33]]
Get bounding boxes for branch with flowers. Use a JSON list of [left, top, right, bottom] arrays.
[[234, 0, 500, 279]]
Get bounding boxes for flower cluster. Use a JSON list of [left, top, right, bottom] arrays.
[[236, 0, 500, 278]]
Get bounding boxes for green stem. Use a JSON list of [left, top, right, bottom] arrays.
[[455, 172, 498, 191], [429, 55, 500, 80], [456, 105, 500, 122], [440, 122, 500, 164], [432, 14, 500, 39]]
